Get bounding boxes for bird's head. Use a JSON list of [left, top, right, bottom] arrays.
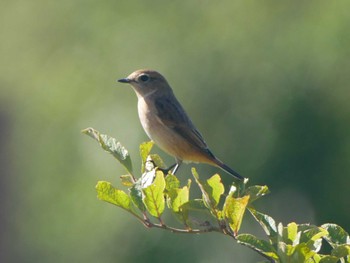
[[118, 69, 172, 98]]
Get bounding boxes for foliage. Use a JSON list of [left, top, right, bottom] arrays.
[[84, 128, 350, 263]]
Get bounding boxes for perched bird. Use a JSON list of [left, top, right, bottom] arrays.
[[118, 69, 243, 180]]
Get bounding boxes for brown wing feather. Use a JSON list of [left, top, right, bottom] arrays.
[[154, 95, 209, 150]]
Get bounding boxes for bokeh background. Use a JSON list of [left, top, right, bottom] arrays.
[[1, 1, 349, 262]]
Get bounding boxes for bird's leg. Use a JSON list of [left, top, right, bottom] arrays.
[[171, 159, 182, 175]]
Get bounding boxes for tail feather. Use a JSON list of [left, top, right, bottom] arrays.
[[212, 158, 244, 180]]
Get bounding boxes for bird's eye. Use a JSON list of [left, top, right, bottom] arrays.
[[139, 74, 150, 82]]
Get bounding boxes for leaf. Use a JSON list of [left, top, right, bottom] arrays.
[[204, 174, 225, 207], [245, 185, 269, 203], [191, 168, 213, 211], [319, 255, 340, 263], [140, 141, 154, 163], [299, 225, 328, 243], [248, 208, 278, 240], [96, 181, 134, 213], [169, 186, 190, 213], [191, 168, 224, 214], [82, 127, 133, 174], [237, 234, 279, 260], [309, 253, 322, 263], [165, 174, 189, 214], [321, 224, 350, 248], [140, 141, 154, 173], [299, 225, 328, 252], [150, 154, 166, 169], [291, 243, 316, 262], [120, 174, 134, 187], [310, 238, 323, 254], [282, 222, 299, 245], [165, 174, 180, 192], [331, 244, 350, 258], [223, 194, 250, 234], [142, 171, 166, 218], [130, 185, 146, 212], [277, 242, 289, 260]]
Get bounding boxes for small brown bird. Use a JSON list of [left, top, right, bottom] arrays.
[[118, 69, 243, 180]]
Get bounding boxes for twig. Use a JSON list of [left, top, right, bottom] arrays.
[[144, 221, 221, 234]]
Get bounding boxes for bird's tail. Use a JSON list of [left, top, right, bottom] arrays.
[[212, 158, 244, 181]]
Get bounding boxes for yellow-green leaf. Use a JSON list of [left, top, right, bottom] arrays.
[[191, 168, 224, 215], [223, 194, 250, 234], [291, 243, 316, 261], [283, 222, 299, 245], [169, 186, 189, 213], [150, 154, 166, 169], [204, 174, 225, 207], [191, 168, 213, 211], [120, 174, 134, 187], [140, 141, 154, 172], [96, 181, 132, 212], [142, 171, 165, 218], [165, 174, 180, 192]]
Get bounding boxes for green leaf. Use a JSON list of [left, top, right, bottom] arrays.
[[245, 185, 269, 203], [321, 224, 350, 247], [309, 253, 322, 263], [191, 168, 224, 214], [142, 171, 166, 218], [120, 174, 134, 187], [165, 174, 180, 192], [169, 186, 190, 213], [291, 243, 316, 262], [150, 154, 166, 169], [191, 168, 214, 211], [282, 222, 299, 245], [277, 242, 289, 260], [82, 127, 133, 174], [130, 185, 146, 212], [248, 208, 278, 240], [298, 225, 328, 252], [223, 194, 250, 234], [204, 174, 225, 207], [237, 234, 279, 260], [319, 255, 340, 263], [140, 141, 154, 163], [331, 244, 350, 258], [299, 224, 328, 242], [140, 141, 154, 172], [96, 181, 133, 213], [165, 174, 189, 214]]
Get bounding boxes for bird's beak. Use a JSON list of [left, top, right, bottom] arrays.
[[117, 78, 131, 83]]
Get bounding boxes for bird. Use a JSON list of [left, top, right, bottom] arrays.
[[118, 69, 243, 180]]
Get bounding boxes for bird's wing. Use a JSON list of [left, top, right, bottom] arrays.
[[154, 96, 209, 150]]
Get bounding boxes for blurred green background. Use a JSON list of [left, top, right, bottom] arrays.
[[1, 0, 349, 262]]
